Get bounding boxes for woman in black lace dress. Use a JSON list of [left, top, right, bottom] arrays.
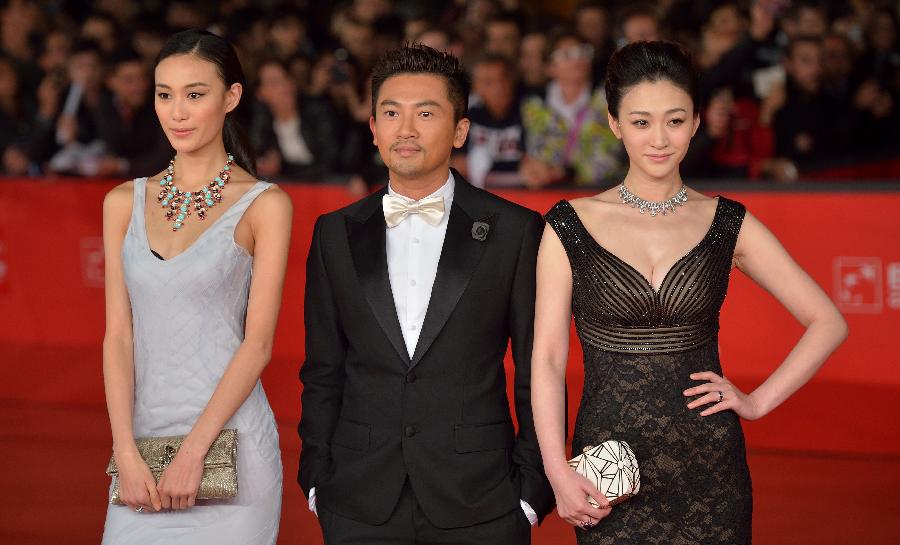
[[531, 41, 848, 544]]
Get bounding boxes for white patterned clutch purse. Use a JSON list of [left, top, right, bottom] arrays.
[[568, 440, 641, 507]]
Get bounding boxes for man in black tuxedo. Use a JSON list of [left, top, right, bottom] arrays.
[[299, 44, 553, 544]]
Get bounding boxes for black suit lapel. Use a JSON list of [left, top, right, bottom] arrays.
[[410, 175, 491, 368], [347, 190, 411, 366]]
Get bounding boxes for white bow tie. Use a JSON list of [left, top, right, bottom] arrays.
[[382, 194, 445, 228]]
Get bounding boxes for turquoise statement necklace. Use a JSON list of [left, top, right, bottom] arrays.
[[156, 153, 234, 231]]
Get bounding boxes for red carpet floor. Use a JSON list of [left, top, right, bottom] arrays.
[[2, 400, 899, 545], [3, 342, 900, 544]]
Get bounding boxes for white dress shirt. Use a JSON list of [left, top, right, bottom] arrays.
[[386, 172, 454, 357], [310, 170, 537, 525]]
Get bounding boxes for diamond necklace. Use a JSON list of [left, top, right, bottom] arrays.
[[619, 183, 688, 217], [156, 153, 234, 231]]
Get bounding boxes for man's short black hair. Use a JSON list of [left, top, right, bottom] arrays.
[[370, 42, 471, 123]]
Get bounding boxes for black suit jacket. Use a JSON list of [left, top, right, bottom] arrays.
[[298, 170, 553, 528]]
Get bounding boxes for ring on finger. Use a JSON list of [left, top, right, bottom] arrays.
[[134, 506, 144, 513], [717, 391, 724, 403]]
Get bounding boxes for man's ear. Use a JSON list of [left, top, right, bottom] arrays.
[[453, 117, 470, 148], [369, 115, 378, 146]]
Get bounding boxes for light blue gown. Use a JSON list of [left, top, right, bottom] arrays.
[[102, 177, 282, 544]]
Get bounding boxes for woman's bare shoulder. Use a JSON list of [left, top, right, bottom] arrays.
[[568, 187, 620, 218], [104, 180, 135, 211]]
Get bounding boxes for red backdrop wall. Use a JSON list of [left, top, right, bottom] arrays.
[[1, 180, 898, 457]]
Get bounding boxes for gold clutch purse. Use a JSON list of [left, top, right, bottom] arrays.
[[106, 428, 238, 505], [568, 440, 641, 507]]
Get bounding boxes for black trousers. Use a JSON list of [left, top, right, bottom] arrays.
[[319, 480, 532, 545]]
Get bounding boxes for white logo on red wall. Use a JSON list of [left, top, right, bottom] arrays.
[[887, 263, 900, 310], [833, 257, 882, 313], [80, 237, 104, 289]]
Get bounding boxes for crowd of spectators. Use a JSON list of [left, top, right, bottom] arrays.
[[0, 0, 898, 191]]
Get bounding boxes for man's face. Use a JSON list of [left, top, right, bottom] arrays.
[[341, 21, 374, 63], [370, 73, 469, 182], [822, 36, 852, 83], [519, 33, 547, 85], [796, 7, 827, 38], [576, 7, 608, 47], [623, 15, 659, 44], [69, 51, 103, 90], [473, 62, 514, 116], [257, 63, 296, 109], [485, 21, 521, 60], [82, 17, 115, 52], [271, 18, 304, 53], [786, 42, 822, 93], [110, 60, 149, 109]]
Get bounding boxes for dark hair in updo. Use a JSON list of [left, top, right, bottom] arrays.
[[604, 41, 699, 119], [156, 29, 256, 177]]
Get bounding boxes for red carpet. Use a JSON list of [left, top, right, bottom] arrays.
[[2, 349, 899, 545]]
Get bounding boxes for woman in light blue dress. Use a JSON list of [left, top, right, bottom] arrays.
[[101, 29, 291, 544]]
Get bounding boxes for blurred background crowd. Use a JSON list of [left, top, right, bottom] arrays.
[[0, 0, 897, 192]]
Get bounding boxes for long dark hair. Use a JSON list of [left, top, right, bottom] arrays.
[[155, 29, 257, 177], [604, 41, 699, 120]]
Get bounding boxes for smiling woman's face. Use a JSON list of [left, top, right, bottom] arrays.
[[608, 79, 699, 181], [154, 53, 241, 155]]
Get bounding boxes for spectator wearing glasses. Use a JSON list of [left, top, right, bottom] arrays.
[[520, 31, 621, 188]]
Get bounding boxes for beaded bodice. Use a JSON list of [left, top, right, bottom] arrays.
[[545, 197, 746, 354]]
